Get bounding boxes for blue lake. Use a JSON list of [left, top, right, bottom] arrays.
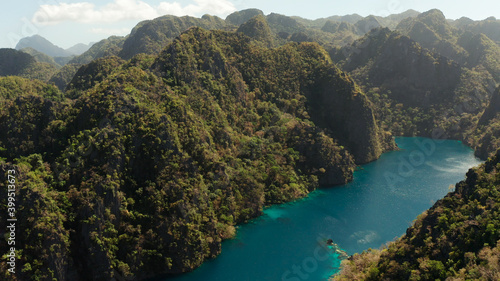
[[164, 137, 483, 281]]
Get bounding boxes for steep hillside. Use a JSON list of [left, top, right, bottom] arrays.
[[15, 34, 71, 57], [337, 28, 464, 107], [66, 56, 126, 94], [69, 36, 125, 65], [225, 8, 265, 25], [0, 48, 58, 81], [334, 27, 499, 158], [48, 64, 83, 91], [396, 9, 500, 85], [118, 15, 227, 59], [457, 32, 500, 81], [473, 87, 500, 159], [0, 27, 392, 281], [236, 15, 274, 47], [0, 48, 37, 76], [455, 17, 500, 43], [20, 47, 61, 68], [396, 9, 468, 63], [333, 148, 500, 280]]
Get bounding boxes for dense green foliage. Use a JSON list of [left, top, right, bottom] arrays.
[[472, 87, 500, 159], [66, 56, 126, 94], [333, 149, 500, 280], [0, 76, 62, 101], [0, 27, 392, 280], [48, 64, 82, 91], [1, 8, 499, 281], [330, 11, 500, 280], [334, 19, 500, 159], [0, 49, 37, 76], [69, 36, 125, 65], [118, 15, 228, 60], [225, 8, 264, 26], [236, 15, 274, 47], [0, 49, 58, 82], [20, 47, 62, 68]]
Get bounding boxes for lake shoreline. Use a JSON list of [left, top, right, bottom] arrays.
[[161, 137, 483, 281]]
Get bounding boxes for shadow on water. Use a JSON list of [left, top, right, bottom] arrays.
[[160, 137, 483, 281]]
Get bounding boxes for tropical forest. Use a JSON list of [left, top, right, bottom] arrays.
[[0, 5, 499, 281]]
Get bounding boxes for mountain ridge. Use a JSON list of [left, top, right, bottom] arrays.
[[0, 26, 393, 280], [0, 8, 499, 281]]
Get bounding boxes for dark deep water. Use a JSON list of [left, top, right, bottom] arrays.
[[164, 137, 483, 281]]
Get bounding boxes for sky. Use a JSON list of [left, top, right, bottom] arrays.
[[1, 0, 499, 49]]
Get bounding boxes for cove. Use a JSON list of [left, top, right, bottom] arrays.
[[163, 137, 483, 281]]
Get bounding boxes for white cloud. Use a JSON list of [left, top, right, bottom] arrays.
[[89, 27, 131, 35], [32, 0, 236, 26]]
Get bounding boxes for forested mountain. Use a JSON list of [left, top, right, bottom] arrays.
[[119, 15, 228, 60], [68, 8, 423, 65], [473, 87, 500, 159], [16, 35, 71, 57], [333, 148, 500, 280], [452, 16, 500, 43], [225, 8, 264, 25], [16, 35, 92, 57], [332, 19, 500, 159], [19, 47, 61, 68], [0, 48, 58, 81], [236, 15, 274, 47], [8, 9, 424, 91], [330, 11, 500, 280], [0, 27, 393, 280], [68, 36, 125, 65], [395, 9, 500, 79], [1, 7, 499, 281]]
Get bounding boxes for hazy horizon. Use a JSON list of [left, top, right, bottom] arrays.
[[1, 0, 499, 50]]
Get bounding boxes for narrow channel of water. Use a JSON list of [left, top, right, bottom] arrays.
[[165, 137, 483, 281]]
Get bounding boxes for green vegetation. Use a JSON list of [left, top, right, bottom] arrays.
[[118, 15, 227, 60], [20, 47, 62, 68], [225, 8, 264, 26], [334, 23, 500, 159], [0, 49, 58, 82], [333, 149, 500, 280], [1, 8, 499, 281], [69, 36, 125, 65], [48, 64, 82, 91], [0, 27, 392, 280], [236, 15, 274, 47], [330, 12, 500, 280]]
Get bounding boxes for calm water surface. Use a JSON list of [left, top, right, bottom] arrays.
[[164, 137, 483, 281]]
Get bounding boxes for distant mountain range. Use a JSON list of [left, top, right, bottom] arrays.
[[15, 34, 93, 57], [0, 8, 499, 280]]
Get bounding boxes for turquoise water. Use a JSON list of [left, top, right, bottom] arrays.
[[164, 137, 483, 281]]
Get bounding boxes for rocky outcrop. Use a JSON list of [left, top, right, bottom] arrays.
[[333, 149, 500, 280], [306, 66, 385, 163], [237, 15, 274, 47], [339, 28, 463, 108], [474, 87, 500, 159], [226, 8, 265, 26], [66, 56, 125, 92], [119, 15, 227, 60], [479, 86, 500, 125]]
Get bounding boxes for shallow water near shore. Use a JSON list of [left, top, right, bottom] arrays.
[[163, 137, 483, 281]]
